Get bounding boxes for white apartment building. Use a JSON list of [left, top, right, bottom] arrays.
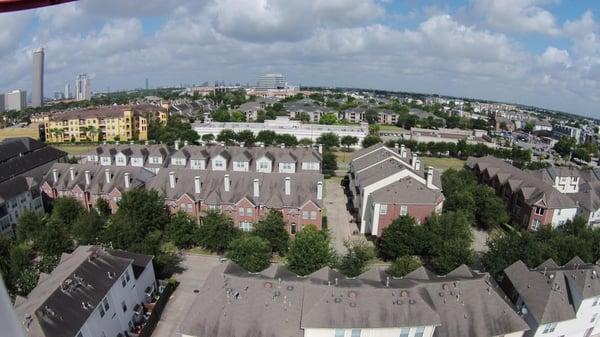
[[15, 246, 156, 337], [0, 177, 44, 237], [5, 90, 27, 111], [503, 258, 600, 337], [193, 117, 369, 148]]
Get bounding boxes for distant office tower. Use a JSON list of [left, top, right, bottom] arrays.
[[5, 90, 27, 111], [257, 73, 286, 90], [0, 94, 4, 113], [64, 82, 70, 99], [76, 74, 91, 101], [32, 48, 44, 107], [145, 78, 149, 90]]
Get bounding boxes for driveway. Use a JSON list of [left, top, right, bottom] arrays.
[[325, 178, 358, 254], [151, 254, 220, 337]]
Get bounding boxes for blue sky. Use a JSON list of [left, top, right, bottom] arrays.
[[0, 0, 599, 117]]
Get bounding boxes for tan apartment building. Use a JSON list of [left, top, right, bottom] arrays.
[[41, 103, 168, 143]]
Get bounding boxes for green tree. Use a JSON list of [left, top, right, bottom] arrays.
[[231, 111, 245, 122], [275, 134, 298, 147], [286, 225, 335, 275], [72, 210, 105, 245], [256, 130, 277, 145], [316, 132, 340, 149], [236, 130, 256, 147], [553, 136, 577, 157], [361, 135, 382, 148], [253, 210, 290, 255], [322, 150, 338, 177], [0, 236, 12, 279], [166, 211, 198, 248], [216, 129, 237, 145], [49, 196, 85, 231], [378, 216, 422, 260], [38, 220, 72, 256], [365, 109, 379, 124], [16, 210, 44, 243], [197, 211, 240, 253], [96, 197, 112, 217], [473, 186, 509, 229], [226, 235, 272, 272], [319, 113, 338, 125], [201, 133, 215, 143], [337, 240, 376, 277], [298, 138, 313, 146], [104, 188, 170, 252], [388, 256, 423, 277], [340, 136, 358, 151]]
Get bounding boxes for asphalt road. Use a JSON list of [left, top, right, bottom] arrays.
[[325, 178, 359, 254], [151, 254, 220, 337]]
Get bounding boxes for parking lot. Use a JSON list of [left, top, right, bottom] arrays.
[[151, 254, 220, 337]]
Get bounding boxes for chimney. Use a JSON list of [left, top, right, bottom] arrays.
[[104, 168, 111, 184], [169, 171, 176, 189], [145, 140, 149, 146], [116, 141, 120, 145], [129, 141, 134, 145], [103, 141, 107, 145], [84, 170, 90, 185], [400, 144, 407, 158], [224, 174, 230, 192], [394, 143, 399, 150], [194, 176, 201, 194], [318, 144, 323, 154], [174, 140, 180, 150], [69, 167, 75, 181], [426, 166, 434, 189], [317, 181, 323, 200], [253, 178, 260, 197], [411, 153, 418, 169], [124, 172, 130, 189], [280, 143, 285, 149], [220, 141, 225, 146], [260, 142, 265, 148], [240, 142, 245, 148], [184, 140, 189, 147], [52, 168, 58, 183], [285, 177, 291, 196], [415, 159, 421, 171]]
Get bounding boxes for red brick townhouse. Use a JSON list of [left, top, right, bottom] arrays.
[[467, 156, 577, 230], [348, 143, 445, 236], [41, 163, 324, 235]]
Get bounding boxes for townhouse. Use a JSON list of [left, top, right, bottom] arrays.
[[179, 261, 529, 337], [0, 137, 66, 237], [467, 156, 578, 230], [83, 143, 323, 174], [502, 257, 600, 337], [40, 103, 168, 143], [348, 143, 444, 236], [15, 245, 156, 337]]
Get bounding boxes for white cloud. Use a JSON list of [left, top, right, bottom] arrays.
[[473, 0, 561, 36], [539, 47, 571, 68]]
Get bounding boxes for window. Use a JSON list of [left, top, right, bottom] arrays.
[[291, 223, 297, 235], [103, 298, 109, 311], [542, 322, 557, 333], [99, 305, 105, 318], [532, 219, 542, 231], [215, 160, 224, 168], [350, 330, 361, 337], [335, 330, 345, 337], [302, 211, 309, 219], [240, 222, 253, 232], [414, 327, 425, 337], [247, 208, 253, 216], [591, 313, 599, 323], [584, 327, 594, 337], [379, 204, 388, 215], [121, 300, 127, 312], [239, 208, 245, 216], [399, 328, 410, 337], [125, 270, 130, 282], [310, 211, 317, 220], [400, 205, 408, 216], [593, 296, 600, 306], [535, 207, 545, 215], [121, 275, 127, 287]]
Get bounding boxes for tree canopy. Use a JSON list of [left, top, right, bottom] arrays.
[[226, 235, 272, 272], [286, 225, 335, 275], [197, 210, 240, 253], [253, 210, 290, 255]]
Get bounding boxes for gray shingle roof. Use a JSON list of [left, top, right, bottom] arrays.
[[179, 262, 528, 337], [0, 138, 67, 183]]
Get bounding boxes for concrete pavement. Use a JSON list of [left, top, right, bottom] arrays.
[[325, 178, 359, 254]]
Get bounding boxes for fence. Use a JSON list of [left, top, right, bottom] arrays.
[[138, 280, 178, 337]]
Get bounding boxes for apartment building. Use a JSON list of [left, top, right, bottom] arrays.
[[408, 127, 496, 148], [41, 162, 324, 233], [349, 144, 444, 236], [15, 245, 156, 337], [0, 138, 66, 237], [41, 104, 168, 143], [467, 156, 578, 230], [338, 107, 366, 123], [378, 109, 398, 125], [553, 123, 583, 143], [179, 261, 529, 337], [502, 257, 600, 337]]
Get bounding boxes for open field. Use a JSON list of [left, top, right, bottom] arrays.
[[421, 156, 466, 171], [377, 125, 406, 132], [52, 143, 97, 155]]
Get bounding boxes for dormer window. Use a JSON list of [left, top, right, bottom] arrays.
[[215, 160, 224, 168]]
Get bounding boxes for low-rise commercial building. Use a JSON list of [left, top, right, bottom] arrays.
[[193, 117, 369, 148], [40, 104, 168, 143], [408, 127, 496, 148], [502, 257, 600, 337], [15, 245, 156, 337], [179, 262, 529, 337], [467, 156, 578, 230], [349, 144, 444, 236]]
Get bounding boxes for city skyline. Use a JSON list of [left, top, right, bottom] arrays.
[[0, 1, 599, 117]]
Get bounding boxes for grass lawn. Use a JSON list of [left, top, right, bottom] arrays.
[[334, 150, 352, 169], [378, 125, 406, 132], [53, 143, 98, 156], [421, 156, 466, 171]]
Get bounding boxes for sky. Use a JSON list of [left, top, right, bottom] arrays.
[[1, 0, 599, 117]]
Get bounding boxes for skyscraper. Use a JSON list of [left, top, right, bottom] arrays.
[[32, 48, 44, 107], [76, 74, 91, 101], [64, 82, 70, 99]]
